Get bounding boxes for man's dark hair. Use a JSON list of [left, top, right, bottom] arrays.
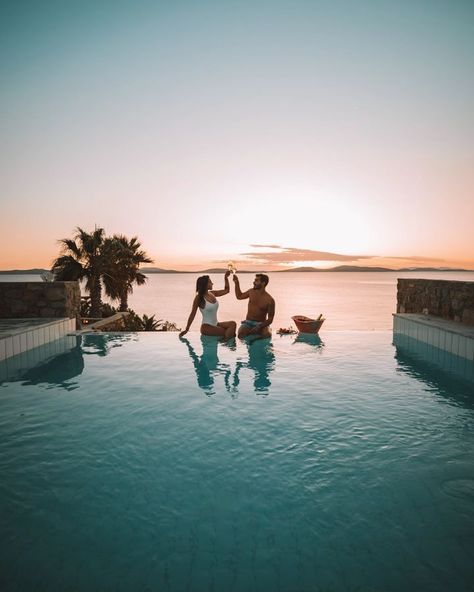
[[256, 273, 269, 286]]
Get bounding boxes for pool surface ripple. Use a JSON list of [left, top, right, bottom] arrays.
[[0, 332, 473, 591]]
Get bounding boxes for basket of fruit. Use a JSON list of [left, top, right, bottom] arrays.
[[291, 314, 325, 334]]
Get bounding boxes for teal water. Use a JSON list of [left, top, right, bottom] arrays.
[[0, 332, 473, 591]]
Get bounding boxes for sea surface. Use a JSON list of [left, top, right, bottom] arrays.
[[2, 271, 474, 331]]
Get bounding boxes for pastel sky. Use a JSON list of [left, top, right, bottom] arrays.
[[1, 0, 473, 271]]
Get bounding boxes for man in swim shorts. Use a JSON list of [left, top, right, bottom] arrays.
[[233, 273, 275, 339]]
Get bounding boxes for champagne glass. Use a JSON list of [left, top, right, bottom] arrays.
[[227, 261, 236, 274]]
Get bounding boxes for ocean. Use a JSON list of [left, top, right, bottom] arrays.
[[2, 271, 473, 331]]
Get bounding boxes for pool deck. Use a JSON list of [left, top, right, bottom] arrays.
[[393, 313, 474, 362], [0, 318, 76, 361]]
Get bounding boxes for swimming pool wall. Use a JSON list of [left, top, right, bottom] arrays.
[[393, 313, 474, 363], [0, 318, 76, 362]]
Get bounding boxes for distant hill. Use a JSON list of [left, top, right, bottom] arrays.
[[142, 267, 256, 274], [2, 266, 472, 275], [278, 266, 322, 272], [397, 267, 471, 272], [0, 268, 48, 275], [280, 265, 393, 272], [200, 268, 255, 274], [329, 265, 393, 272], [280, 265, 472, 273], [141, 267, 183, 273]]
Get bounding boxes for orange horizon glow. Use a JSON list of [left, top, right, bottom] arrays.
[[1, 244, 474, 273], [1, 3, 473, 274]]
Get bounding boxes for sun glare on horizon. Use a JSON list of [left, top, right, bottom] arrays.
[[0, 1, 473, 271]]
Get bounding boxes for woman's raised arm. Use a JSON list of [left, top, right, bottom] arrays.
[[211, 271, 230, 297]]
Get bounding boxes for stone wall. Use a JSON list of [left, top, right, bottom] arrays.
[[0, 282, 81, 324], [397, 279, 474, 325]]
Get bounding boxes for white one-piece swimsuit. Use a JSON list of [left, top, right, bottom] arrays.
[[200, 298, 219, 326]]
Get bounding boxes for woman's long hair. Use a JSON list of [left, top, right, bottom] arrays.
[[196, 275, 209, 309]]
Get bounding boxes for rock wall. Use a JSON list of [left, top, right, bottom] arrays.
[[0, 282, 81, 324], [397, 279, 474, 325]]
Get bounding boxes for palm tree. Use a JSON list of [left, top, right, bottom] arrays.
[[51, 226, 106, 318], [102, 235, 153, 311]]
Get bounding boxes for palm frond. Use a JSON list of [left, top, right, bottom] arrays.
[[58, 238, 82, 258], [51, 256, 85, 280], [134, 272, 148, 286]]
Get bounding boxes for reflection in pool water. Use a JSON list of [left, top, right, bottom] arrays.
[[20, 339, 84, 391], [292, 332, 325, 349], [393, 333, 474, 408], [0, 332, 473, 591], [181, 335, 276, 396], [233, 337, 276, 395], [0, 333, 137, 391], [180, 335, 233, 395], [81, 333, 137, 357]]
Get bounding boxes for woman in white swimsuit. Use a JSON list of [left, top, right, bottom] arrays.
[[179, 272, 236, 341]]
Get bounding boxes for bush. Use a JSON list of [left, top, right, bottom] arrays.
[[101, 303, 118, 318], [157, 320, 180, 332], [80, 300, 179, 331], [121, 310, 180, 332], [121, 310, 145, 331]]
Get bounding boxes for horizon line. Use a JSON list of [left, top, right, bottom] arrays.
[[2, 264, 474, 274]]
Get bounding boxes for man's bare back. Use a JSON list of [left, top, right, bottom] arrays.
[[233, 273, 275, 338]]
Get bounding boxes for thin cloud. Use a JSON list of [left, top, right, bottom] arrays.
[[240, 246, 373, 264], [212, 247, 459, 270], [213, 258, 259, 266], [249, 244, 282, 249]]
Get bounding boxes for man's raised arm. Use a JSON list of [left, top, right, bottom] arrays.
[[233, 274, 250, 300]]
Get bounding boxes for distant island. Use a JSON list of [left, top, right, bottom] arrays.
[[139, 265, 473, 273], [0, 269, 50, 275], [138, 267, 181, 273], [1, 266, 472, 275], [279, 265, 472, 273], [280, 265, 392, 272]]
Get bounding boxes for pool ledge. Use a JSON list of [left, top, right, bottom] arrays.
[[0, 318, 76, 361], [393, 313, 474, 362]]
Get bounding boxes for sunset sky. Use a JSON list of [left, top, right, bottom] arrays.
[[1, 0, 473, 271]]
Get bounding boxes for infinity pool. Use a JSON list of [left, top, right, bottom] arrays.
[[0, 332, 473, 591]]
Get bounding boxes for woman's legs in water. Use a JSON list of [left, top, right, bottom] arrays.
[[218, 321, 237, 340], [201, 321, 236, 341]]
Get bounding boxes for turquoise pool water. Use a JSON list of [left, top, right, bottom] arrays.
[[0, 332, 473, 591]]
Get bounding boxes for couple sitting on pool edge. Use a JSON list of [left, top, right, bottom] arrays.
[[179, 272, 275, 341]]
